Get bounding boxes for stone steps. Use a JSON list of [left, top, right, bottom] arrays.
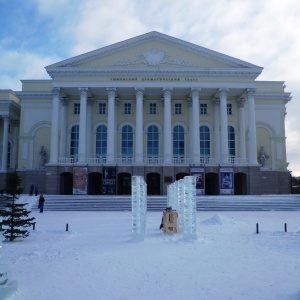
[[29, 195, 300, 212]]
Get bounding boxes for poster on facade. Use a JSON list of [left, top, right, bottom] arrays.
[[73, 167, 87, 195], [190, 167, 205, 195], [220, 168, 234, 195], [102, 167, 116, 195]]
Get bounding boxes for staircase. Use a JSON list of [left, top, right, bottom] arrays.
[[29, 195, 300, 212]]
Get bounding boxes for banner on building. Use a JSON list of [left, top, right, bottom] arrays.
[[220, 168, 234, 195], [102, 167, 116, 195], [73, 167, 87, 195], [190, 167, 205, 195]]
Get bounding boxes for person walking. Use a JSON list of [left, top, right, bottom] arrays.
[[29, 184, 34, 196], [34, 185, 39, 196], [38, 195, 45, 213]]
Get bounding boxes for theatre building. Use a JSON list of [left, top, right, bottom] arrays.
[[0, 31, 292, 195]]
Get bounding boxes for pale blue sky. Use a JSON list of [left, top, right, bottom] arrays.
[[1, 0, 300, 176]]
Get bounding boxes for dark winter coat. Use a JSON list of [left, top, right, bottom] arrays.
[[38, 196, 45, 208]]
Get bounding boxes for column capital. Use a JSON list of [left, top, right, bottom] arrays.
[[247, 88, 256, 98], [106, 88, 117, 97], [52, 87, 61, 97], [237, 98, 245, 108], [219, 88, 228, 98], [135, 88, 145, 98], [163, 88, 173, 98], [191, 88, 201, 98], [78, 88, 88, 97]]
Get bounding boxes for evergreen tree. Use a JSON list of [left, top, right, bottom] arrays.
[[0, 172, 35, 241]]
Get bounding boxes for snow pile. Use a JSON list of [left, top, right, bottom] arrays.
[[199, 214, 241, 226], [0, 196, 299, 300]]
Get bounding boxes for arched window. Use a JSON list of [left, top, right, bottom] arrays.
[[228, 126, 236, 156], [70, 125, 79, 158], [200, 125, 210, 157], [147, 125, 159, 157], [121, 125, 133, 157], [96, 125, 107, 156], [173, 125, 184, 157]]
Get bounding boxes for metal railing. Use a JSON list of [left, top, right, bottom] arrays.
[[57, 155, 251, 166]]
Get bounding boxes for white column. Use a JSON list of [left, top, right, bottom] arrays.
[[12, 120, 20, 169], [49, 88, 60, 164], [1, 115, 10, 171], [237, 98, 246, 160], [86, 98, 94, 161], [191, 88, 200, 164], [247, 88, 258, 165], [59, 97, 69, 159], [135, 88, 144, 164], [187, 98, 193, 160], [107, 88, 117, 163], [163, 88, 172, 164], [212, 98, 220, 162], [219, 89, 229, 164], [78, 88, 88, 163]]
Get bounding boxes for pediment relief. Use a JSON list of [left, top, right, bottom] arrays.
[[114, 49, 196, 67], [46, 31, 263, 78]]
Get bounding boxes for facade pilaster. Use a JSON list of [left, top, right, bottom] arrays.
[[219, 89, 229, 164], [107, 88, 117, 163], [1, 115, 10, 171], [59, 97, 69, 160], [191, 88, 201, 164], [49, 88, 61, 164], [212, 98, 220, 162], [12, 120, 20, 169], [163, 88, 172, 164], [237, 98, 246, 160], [247, 88, 258, 165], [86, 98, 94, 160], [135, 88, 144, 164], [78, 88, 88, 163]]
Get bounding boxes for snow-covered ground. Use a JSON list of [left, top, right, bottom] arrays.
[[1, 195, 300, 300]]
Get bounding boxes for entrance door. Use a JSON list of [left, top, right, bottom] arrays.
[[234, 173, 247, 195], [60, 172, 73, 195], [118, 173, 131, 195], [147, 173, 160, 195], [88, 172, 102, 195], [176, 172, 189, 181], [205, 173, 219, 195]]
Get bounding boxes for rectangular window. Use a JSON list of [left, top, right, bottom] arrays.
[[227, 104, 232, 115], [149, 103, 157, 115], [98, 103, 106, 115], [200, 103, 208, 115], [74, 103, 80, 115], [175, 103, 182, 115], [124, 103, 131, 115]]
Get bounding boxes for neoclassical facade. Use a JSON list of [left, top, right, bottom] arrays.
[[0, 32, 292, 195]]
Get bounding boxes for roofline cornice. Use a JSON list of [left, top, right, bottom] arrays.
[[46, 67, 262, 79], [255, 92, 292, 103], [14, 92, 53, 99]]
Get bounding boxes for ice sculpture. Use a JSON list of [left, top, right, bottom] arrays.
[[131, 176, 147, 241]]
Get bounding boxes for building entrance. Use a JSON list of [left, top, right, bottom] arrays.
[[147, 173, 160, 195], [205, 173, 219, 195], [118, 172, 131, 195]]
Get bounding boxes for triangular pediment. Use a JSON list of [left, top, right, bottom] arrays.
[[46, 31, 263, 79]]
